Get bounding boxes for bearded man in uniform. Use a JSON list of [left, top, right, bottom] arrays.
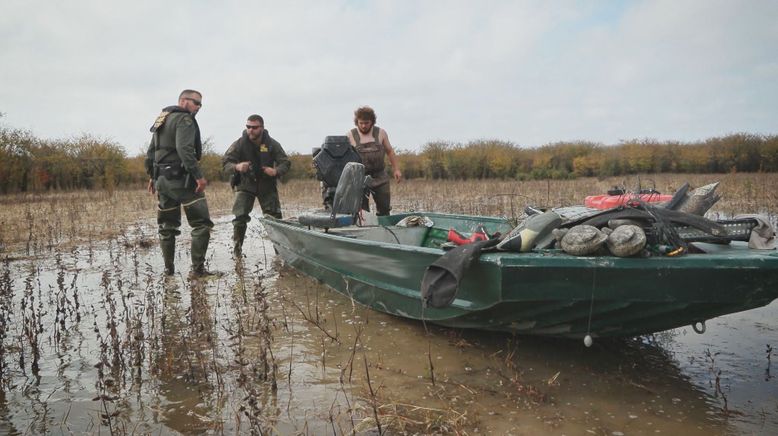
[[223, 114, 291, 255]]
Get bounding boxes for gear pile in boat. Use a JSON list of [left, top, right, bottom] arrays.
[[447, 181, 776, 257]]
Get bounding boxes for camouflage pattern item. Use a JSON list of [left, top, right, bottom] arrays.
[[606, 224, 647, 257], [677, 182, 721, 216], [560, 225, 608, 256]]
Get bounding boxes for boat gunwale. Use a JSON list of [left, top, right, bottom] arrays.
[[260, 216, 778, 270]]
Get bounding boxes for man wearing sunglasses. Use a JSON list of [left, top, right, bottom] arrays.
[[145, 89, 214, 277], [223, 114, 291, 256]]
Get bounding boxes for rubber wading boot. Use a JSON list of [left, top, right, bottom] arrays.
[[160, 239, 175, 276], [233, 225, 247, 256], [189, 263, 218, 279]]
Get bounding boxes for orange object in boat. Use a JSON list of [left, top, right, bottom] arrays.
[[447, 226, 489, 245], [584, 192, 673, 209]]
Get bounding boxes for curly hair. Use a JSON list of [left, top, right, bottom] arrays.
[[353, 106, 376, 125]]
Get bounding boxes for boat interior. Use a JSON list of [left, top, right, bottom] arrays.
[[326, 225, 437, 247]]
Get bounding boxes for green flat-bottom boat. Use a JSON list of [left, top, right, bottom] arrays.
[[260, 211, 778, 339]]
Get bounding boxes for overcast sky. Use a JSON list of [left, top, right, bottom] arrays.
[[1, 0, 776, 156]]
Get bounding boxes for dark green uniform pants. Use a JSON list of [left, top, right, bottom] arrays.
[[156, 176, 214, 270], [232, 188, 282, 231]]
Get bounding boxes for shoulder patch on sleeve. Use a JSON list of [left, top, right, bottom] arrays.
[[149, 111, 171, 132]]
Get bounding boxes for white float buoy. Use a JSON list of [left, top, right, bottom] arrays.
[[584, 334, 593, 347]]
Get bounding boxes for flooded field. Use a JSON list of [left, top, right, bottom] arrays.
[[0, 175, 776, 434]]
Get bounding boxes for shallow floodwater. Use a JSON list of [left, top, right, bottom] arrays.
[[0, 213, 776, 435]]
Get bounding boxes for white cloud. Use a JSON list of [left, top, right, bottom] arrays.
[[1, 0, 776, 156]]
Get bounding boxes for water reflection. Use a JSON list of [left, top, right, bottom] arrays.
[[151, 280, 220, 433], [271, 257, 774, 435], [655, 303, 778, 432]]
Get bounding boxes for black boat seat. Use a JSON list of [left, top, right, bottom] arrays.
[[298, 162, 369, 229]]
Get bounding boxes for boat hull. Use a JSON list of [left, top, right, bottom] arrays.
[[260, 212, 778, 338]]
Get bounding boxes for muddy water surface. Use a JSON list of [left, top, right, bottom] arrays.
[[0, 213, 776, 435]]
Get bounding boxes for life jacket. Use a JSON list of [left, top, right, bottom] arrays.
[[238, 130, 275, 179]]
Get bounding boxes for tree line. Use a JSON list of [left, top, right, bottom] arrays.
[[396, 133, 778, 180], [2, 119, 777, 194]]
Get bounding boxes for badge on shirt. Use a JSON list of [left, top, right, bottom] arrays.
[[259, 144, 268, 152]]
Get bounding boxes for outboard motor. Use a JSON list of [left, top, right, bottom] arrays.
[[312, 136, 362, 210]]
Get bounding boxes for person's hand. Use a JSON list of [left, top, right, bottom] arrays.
[[195, 178, 207, 193], [262, 166, 277, 177], [147, 178, 155, 194], [235, 161, 251, 173], [393, 169, 403, 183]]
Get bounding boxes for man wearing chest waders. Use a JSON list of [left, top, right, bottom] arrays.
[[347, 106, 402, 216], [144, 89, 214, 278]]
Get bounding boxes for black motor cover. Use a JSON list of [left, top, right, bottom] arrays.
[[312, 136, 362, 188]]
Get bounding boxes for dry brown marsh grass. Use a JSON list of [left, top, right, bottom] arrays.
[[0, 183, 235, 254], [389, 173, 778, 218], [2, 173, 776, 253]]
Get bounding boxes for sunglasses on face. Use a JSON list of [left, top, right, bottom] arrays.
[[246, 125, 263, 130], [184, 97, 202, 106]]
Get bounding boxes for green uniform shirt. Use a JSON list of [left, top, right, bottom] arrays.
[[222, 130, 290, 195], [145, 110, 204, 181]]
